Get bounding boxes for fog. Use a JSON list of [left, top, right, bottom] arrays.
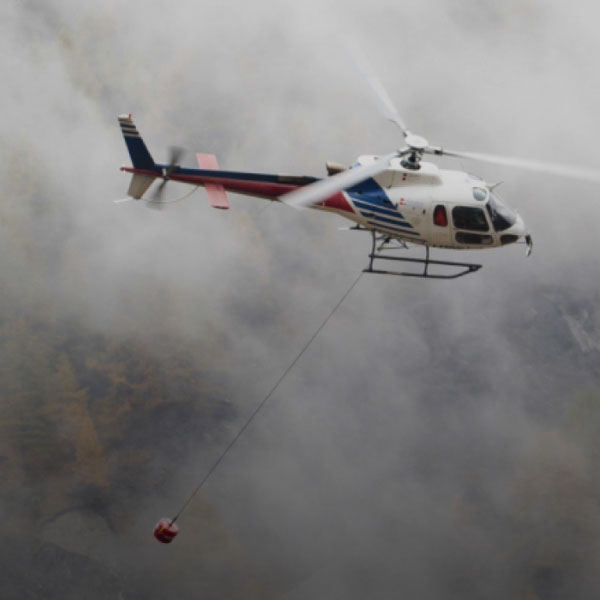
[[2, 0, 600, 598]]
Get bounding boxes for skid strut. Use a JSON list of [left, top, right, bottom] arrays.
[[364, 232, 481, 279]]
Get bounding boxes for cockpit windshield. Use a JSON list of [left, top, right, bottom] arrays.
[[486, 192, 517, 232]]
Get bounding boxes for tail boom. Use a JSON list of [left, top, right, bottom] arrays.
[[118, 115, 352, 208]]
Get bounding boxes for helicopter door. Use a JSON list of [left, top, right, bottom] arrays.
[[450, 206, 494, 247], [430, 203, 451, 246]]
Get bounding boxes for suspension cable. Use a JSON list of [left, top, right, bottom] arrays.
[[145, 186, 200, 205], [170, 271, 363, 523]]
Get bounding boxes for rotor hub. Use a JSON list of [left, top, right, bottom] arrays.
[[401, 152, 422, 170], [405, 133, 428, 151]]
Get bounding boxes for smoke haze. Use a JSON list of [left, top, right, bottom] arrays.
[[2, 0, 600, 598]]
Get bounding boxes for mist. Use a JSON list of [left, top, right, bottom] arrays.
[[1, 0, 600, 598]]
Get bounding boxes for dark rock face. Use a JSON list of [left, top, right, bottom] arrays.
[[32, 543, 124, 600]]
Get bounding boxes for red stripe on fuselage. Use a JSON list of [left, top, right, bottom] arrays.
[[171, 173, 295, 198], [121, 167, 356, 214], [121, 167, 159, 177], [316, 192, 355, 215]]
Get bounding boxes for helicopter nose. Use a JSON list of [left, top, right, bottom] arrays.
[[499, 213, 531, 253], [510, 213, 530, 237], [509, 214, 532, 255], [513, 213, 526, 232]]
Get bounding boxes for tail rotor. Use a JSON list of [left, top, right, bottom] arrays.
[[147, 146, 185, 209]]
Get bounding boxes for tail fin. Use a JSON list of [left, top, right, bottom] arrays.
[[126, 173, 156, 199], [118, 114, 156, 170]]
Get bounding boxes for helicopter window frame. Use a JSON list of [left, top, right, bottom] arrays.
[[451, 206, 490, 232]]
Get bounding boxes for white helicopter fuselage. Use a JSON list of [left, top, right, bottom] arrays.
[[314, 155, 529, 251]]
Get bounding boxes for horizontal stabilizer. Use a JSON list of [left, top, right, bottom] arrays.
[[196, 153, 229, 209], [326, 161, 347, 175]]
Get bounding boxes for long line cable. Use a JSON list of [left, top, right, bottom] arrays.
[[145, 185, 200, 205], [170, 271, 363, 523]]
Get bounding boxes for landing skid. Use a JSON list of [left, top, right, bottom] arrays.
[[363, 232, 482, 279]]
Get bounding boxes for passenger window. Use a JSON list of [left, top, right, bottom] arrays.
[[452, 206, 489, 232], [455, 232, 493, 245], [433, 205, 448, 227]]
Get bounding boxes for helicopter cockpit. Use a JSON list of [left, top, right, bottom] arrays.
[[486, 192, 517, 231], [471, 186, 517, 232]]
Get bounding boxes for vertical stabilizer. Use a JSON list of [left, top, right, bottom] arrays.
[[118, 114, 156, 171], [127, 173, 156, 199]]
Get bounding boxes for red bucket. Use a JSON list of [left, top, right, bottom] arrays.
[[153, 518, 179, 544]]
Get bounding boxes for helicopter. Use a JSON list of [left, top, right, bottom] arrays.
[[118, 67, 600, 278]]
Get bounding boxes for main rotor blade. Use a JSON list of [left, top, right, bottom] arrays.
[[350, 47, 409, 137], [429, 147, 600, 184], [281, 151, 400, 208]]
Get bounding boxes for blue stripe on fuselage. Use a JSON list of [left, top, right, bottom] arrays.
[[366, 220, 421, 236], [353, 199, 405, 220], [345, 178, 414, 228], [360, 212, 413, 229], [170, 166, 319, 185]]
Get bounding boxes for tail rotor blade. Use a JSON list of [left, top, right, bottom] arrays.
[[146, 146, 185, 209], [168, 146, 184, 170], [153, 179, 167, 200], [147, 179, 167, 209]]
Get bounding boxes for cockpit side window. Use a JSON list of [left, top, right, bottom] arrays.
[[452, 206, 489, 232], [486, 193, 517, 231], [433, 205, 448, 227]]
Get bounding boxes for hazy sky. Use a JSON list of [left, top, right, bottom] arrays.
[[2, 1, 600, 598]]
